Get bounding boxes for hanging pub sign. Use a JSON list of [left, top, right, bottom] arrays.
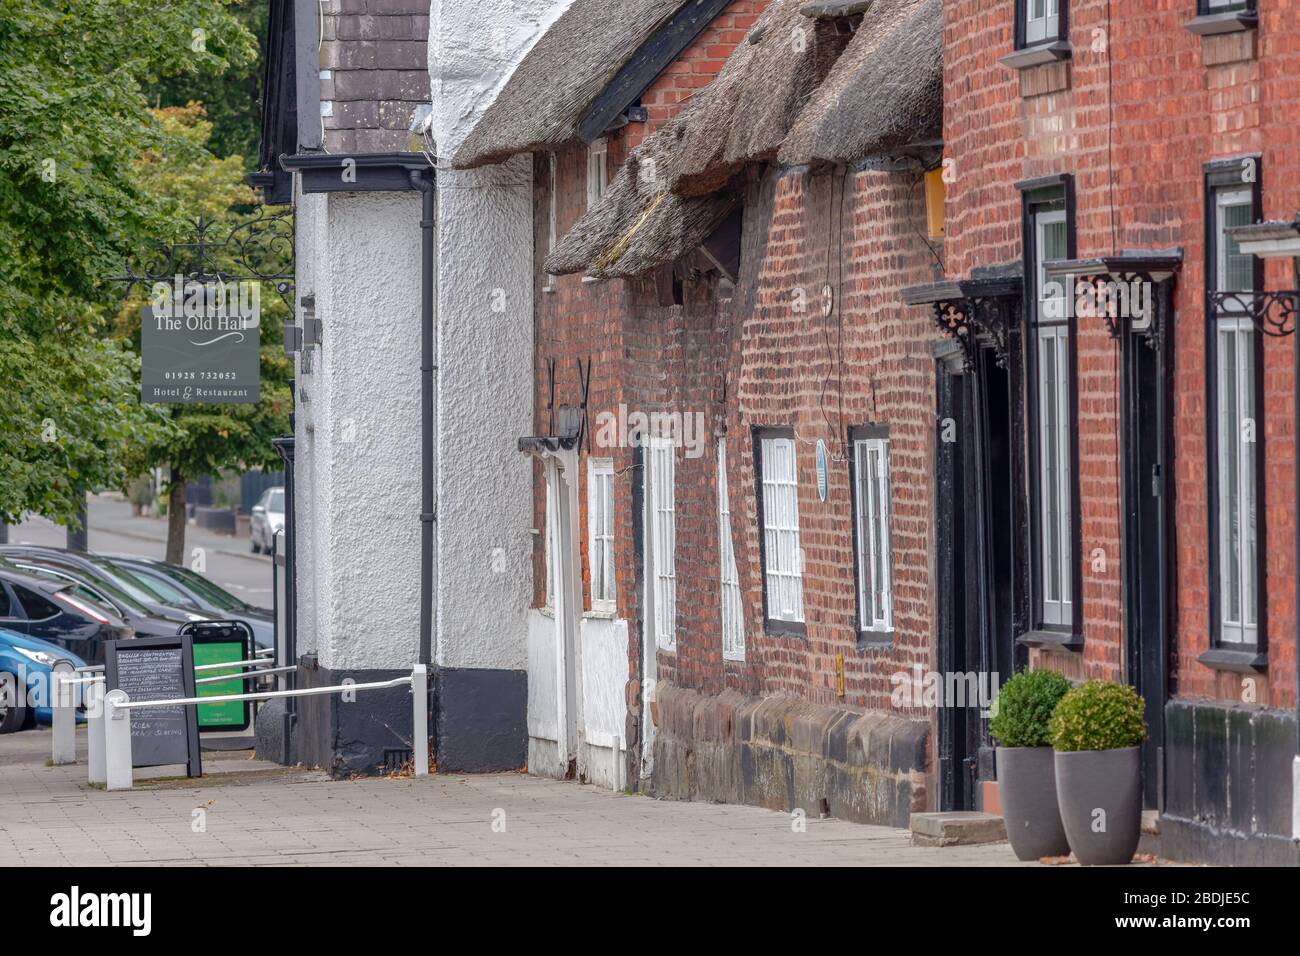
[[115, 209, 295, 405], [140, 277, 260, 404]]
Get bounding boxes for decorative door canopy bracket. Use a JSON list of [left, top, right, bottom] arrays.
[[1043, 251, 1183, 342], [903, 271, 1024, 372]]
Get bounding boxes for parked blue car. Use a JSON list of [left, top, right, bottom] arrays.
[[0, 627, 88, 733]]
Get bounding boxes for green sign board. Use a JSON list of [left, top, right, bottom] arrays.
[[183, 620, 254, 732], [194, 641, 247, 729]]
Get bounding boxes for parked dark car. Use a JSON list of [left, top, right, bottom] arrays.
[[0, 547, 206, 638], [106, 556, 274, 652], [0, 560, 134, 665]]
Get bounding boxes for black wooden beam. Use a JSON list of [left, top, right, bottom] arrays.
[[576, 0, 734, 144]]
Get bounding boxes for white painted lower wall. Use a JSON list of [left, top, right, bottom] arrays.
[[526, 607, 630, 789], [578, 615, 630, 790]]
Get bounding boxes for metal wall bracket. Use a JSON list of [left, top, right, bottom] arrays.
[[1209, 290, 1299, 338]]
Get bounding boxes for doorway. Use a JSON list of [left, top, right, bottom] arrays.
[[1120, 308, 1171, 810], [935, 343, 1021, 811], [543, 451, 581, 777]]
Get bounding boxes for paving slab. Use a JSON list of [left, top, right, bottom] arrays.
[[0, 728, 1038, 867]]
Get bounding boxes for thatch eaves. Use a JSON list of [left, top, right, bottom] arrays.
[[778, 0, 942, 166], [667, 0, 853, 197], [452, 0, 728, 170], [544, 93, 740, 280]]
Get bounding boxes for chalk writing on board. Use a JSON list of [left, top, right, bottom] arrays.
[[115, 647, 186, 740]]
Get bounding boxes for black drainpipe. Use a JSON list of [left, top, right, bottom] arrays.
[[272, 428, 296, 762], [411, 169, 436, 667]]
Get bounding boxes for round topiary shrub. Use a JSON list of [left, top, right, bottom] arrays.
[[1049, 680, 1147, 752], [989, 669, 1072, 748]]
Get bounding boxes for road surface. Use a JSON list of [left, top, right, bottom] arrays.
[[7, 495, 274, 610]]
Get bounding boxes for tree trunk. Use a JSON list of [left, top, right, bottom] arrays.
[[166, 474, 187, 566], [66, 490, 88, 551]]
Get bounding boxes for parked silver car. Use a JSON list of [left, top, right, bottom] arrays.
[[249, 487, 285, 554]]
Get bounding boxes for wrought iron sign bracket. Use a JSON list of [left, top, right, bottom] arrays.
[[1209, 290, 1299, 339], [112, 208, 296, 310]]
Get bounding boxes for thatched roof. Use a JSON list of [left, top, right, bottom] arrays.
[[452, 0, 685, 169], [546, 0, 945, 280], [545, 92, 740, 279], [668, 0, 853, 197], [779, 0, 942, 166]]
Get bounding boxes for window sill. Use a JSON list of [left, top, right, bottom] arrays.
[[1016, 628, 1083, 651], [764, 618, 807, 638], [1197, 647, 1267, 673], [583, 606, 618, 621], [857, 630, 894, 650], [1184, 11, 1258, 36], [1000, 41, 1072, 71]]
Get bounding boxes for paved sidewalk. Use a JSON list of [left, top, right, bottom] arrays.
[[0, 729, 1029, 867]]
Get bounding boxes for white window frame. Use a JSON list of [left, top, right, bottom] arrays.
[[1033, 206, 1073, 628], [544, 472, 556, 611], [1025, 0, 1061, 44], [853, 435, 892, 634], [647, 438, 676, 650], [1217, 188, 1255, 297], [586, 137, 608, 209], [587, 458, 616, 613], [758, 433, 805, 628], [718, 440, 744, 661], [1213, 188, 1258, 646], [544, 151, 558, 292]]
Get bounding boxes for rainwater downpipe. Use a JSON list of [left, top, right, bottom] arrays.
[[410, 169, 436, 669]]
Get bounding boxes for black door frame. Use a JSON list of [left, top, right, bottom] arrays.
[[934, 333, 1027, 811], [934, 344, 976, 811], [1118, 281, 1174, 811]]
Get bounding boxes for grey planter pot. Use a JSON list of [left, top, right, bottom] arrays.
[[996, 746, 1069, 861], [1054, 746, 1142, 866]]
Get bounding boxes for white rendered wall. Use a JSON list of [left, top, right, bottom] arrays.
[[427, 0, 570, 672], [294, 190, 423, 671]]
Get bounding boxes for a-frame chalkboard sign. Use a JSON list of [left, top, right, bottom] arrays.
[[104, 634, 202, 778]]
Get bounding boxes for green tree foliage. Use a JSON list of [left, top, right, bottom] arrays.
[[145, 0, 268, 169], [0, 0, 256, 527]]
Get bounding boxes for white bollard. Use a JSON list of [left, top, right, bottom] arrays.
[[103, 690, 133, 791], [411, 664, 428, 777], [86, 680, 106, 786], [51, 662, 76, 765], [1292, 755, 1299, 842]]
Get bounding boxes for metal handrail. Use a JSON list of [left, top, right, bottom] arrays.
[[98, 664, 429, 790], [193, 665, 297, 686], [194, 657, 276, 673], [116, 675, 412, 709]]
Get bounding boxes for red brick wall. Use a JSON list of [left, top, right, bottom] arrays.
[[535, 156, 944, 771], [942, 0, 1300, 710], [710, 166, 943, 716], [626, 0, 769, 151]]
